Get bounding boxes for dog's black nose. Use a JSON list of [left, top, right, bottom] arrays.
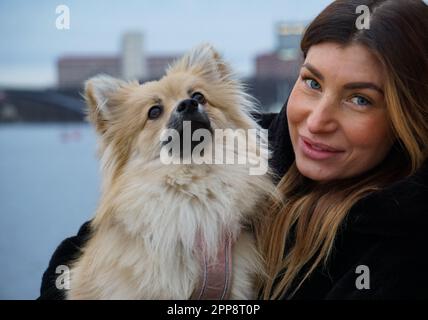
[[176, 99, 198, 113]]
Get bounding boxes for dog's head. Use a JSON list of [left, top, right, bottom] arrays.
[[85, 44, 261, 182]]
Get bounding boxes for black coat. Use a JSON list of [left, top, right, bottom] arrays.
[[38, 102, 428, 300]]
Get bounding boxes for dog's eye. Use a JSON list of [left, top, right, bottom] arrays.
[[191, 92, 207, 105], [148, 105, 163, 119]]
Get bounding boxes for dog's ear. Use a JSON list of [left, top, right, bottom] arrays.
[[84, 75, 126, 134], [167, 44, 233, 82]]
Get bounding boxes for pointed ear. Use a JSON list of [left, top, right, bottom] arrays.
[[167, 43, 233, 81], [84, 75, 126, 134]]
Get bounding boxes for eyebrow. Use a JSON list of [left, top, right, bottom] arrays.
[[151, 97, 162, 105], [343, 82, 384, 95], [301, 63, 384, 95], [302, 63, 324, 81]]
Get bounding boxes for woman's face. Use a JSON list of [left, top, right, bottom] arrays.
[[287, 42, 394, 182]]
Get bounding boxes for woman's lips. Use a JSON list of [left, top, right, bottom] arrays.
[[299, 136, 345, 160]]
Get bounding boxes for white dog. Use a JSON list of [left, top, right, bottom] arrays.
[[67, 45, 276, 299]]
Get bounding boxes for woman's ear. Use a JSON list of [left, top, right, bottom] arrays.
[[84, 74, 126, 135]]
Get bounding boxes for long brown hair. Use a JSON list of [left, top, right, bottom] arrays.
[[258, 0, 428, 299]]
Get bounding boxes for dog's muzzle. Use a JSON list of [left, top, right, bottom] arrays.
[[167, 98, 212, 132], [164, 98, 213, 154]]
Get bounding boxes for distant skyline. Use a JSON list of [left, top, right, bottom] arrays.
[[0, 0, 332, 88]]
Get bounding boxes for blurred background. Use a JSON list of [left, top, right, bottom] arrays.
[[0, 0, 332, 299]]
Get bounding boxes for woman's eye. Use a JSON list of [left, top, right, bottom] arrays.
[[191, 92, 207, 104], [303, 78, 321, 90], [351, 96, 371, 107], [148, 105, 163, 119]]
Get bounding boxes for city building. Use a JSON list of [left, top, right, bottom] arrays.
[[276, 21, 306, 60], [121, 31, 146, 81], [255, 21, 306, 80], [253, 21, 307, 111], [255, 53, 302, 79], [57, 32, 179, 89], [57, 56, 120, 88]]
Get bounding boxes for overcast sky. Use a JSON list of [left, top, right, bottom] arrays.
[[0, 0, 333, 88]]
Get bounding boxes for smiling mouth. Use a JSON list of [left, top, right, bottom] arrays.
[[299, 136, 345, 160]]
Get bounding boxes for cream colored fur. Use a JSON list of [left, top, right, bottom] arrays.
[[67, 44, 276, 299]]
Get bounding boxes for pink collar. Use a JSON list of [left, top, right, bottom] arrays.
[[191, 232, 233, 300]]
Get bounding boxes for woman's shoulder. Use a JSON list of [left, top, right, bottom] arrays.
[[330, 160, 428, 297], [347, 160, 428, 238], [309, 163, 428, 300]]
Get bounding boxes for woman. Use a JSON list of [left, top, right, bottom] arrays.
[[257, 0, 428, 299], [39, 0, 428, 299]]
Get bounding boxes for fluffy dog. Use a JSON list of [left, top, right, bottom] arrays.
[[67, 44, 276, 299]]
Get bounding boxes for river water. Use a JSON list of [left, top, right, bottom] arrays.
[[0, 123, 99, 299]]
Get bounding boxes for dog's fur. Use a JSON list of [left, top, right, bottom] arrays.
[[67, 45, 276, 299]]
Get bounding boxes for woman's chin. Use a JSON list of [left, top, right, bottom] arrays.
[[295, 158, 338, 182]]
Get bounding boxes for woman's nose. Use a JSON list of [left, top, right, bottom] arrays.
[[306, 98, 338, 134]]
